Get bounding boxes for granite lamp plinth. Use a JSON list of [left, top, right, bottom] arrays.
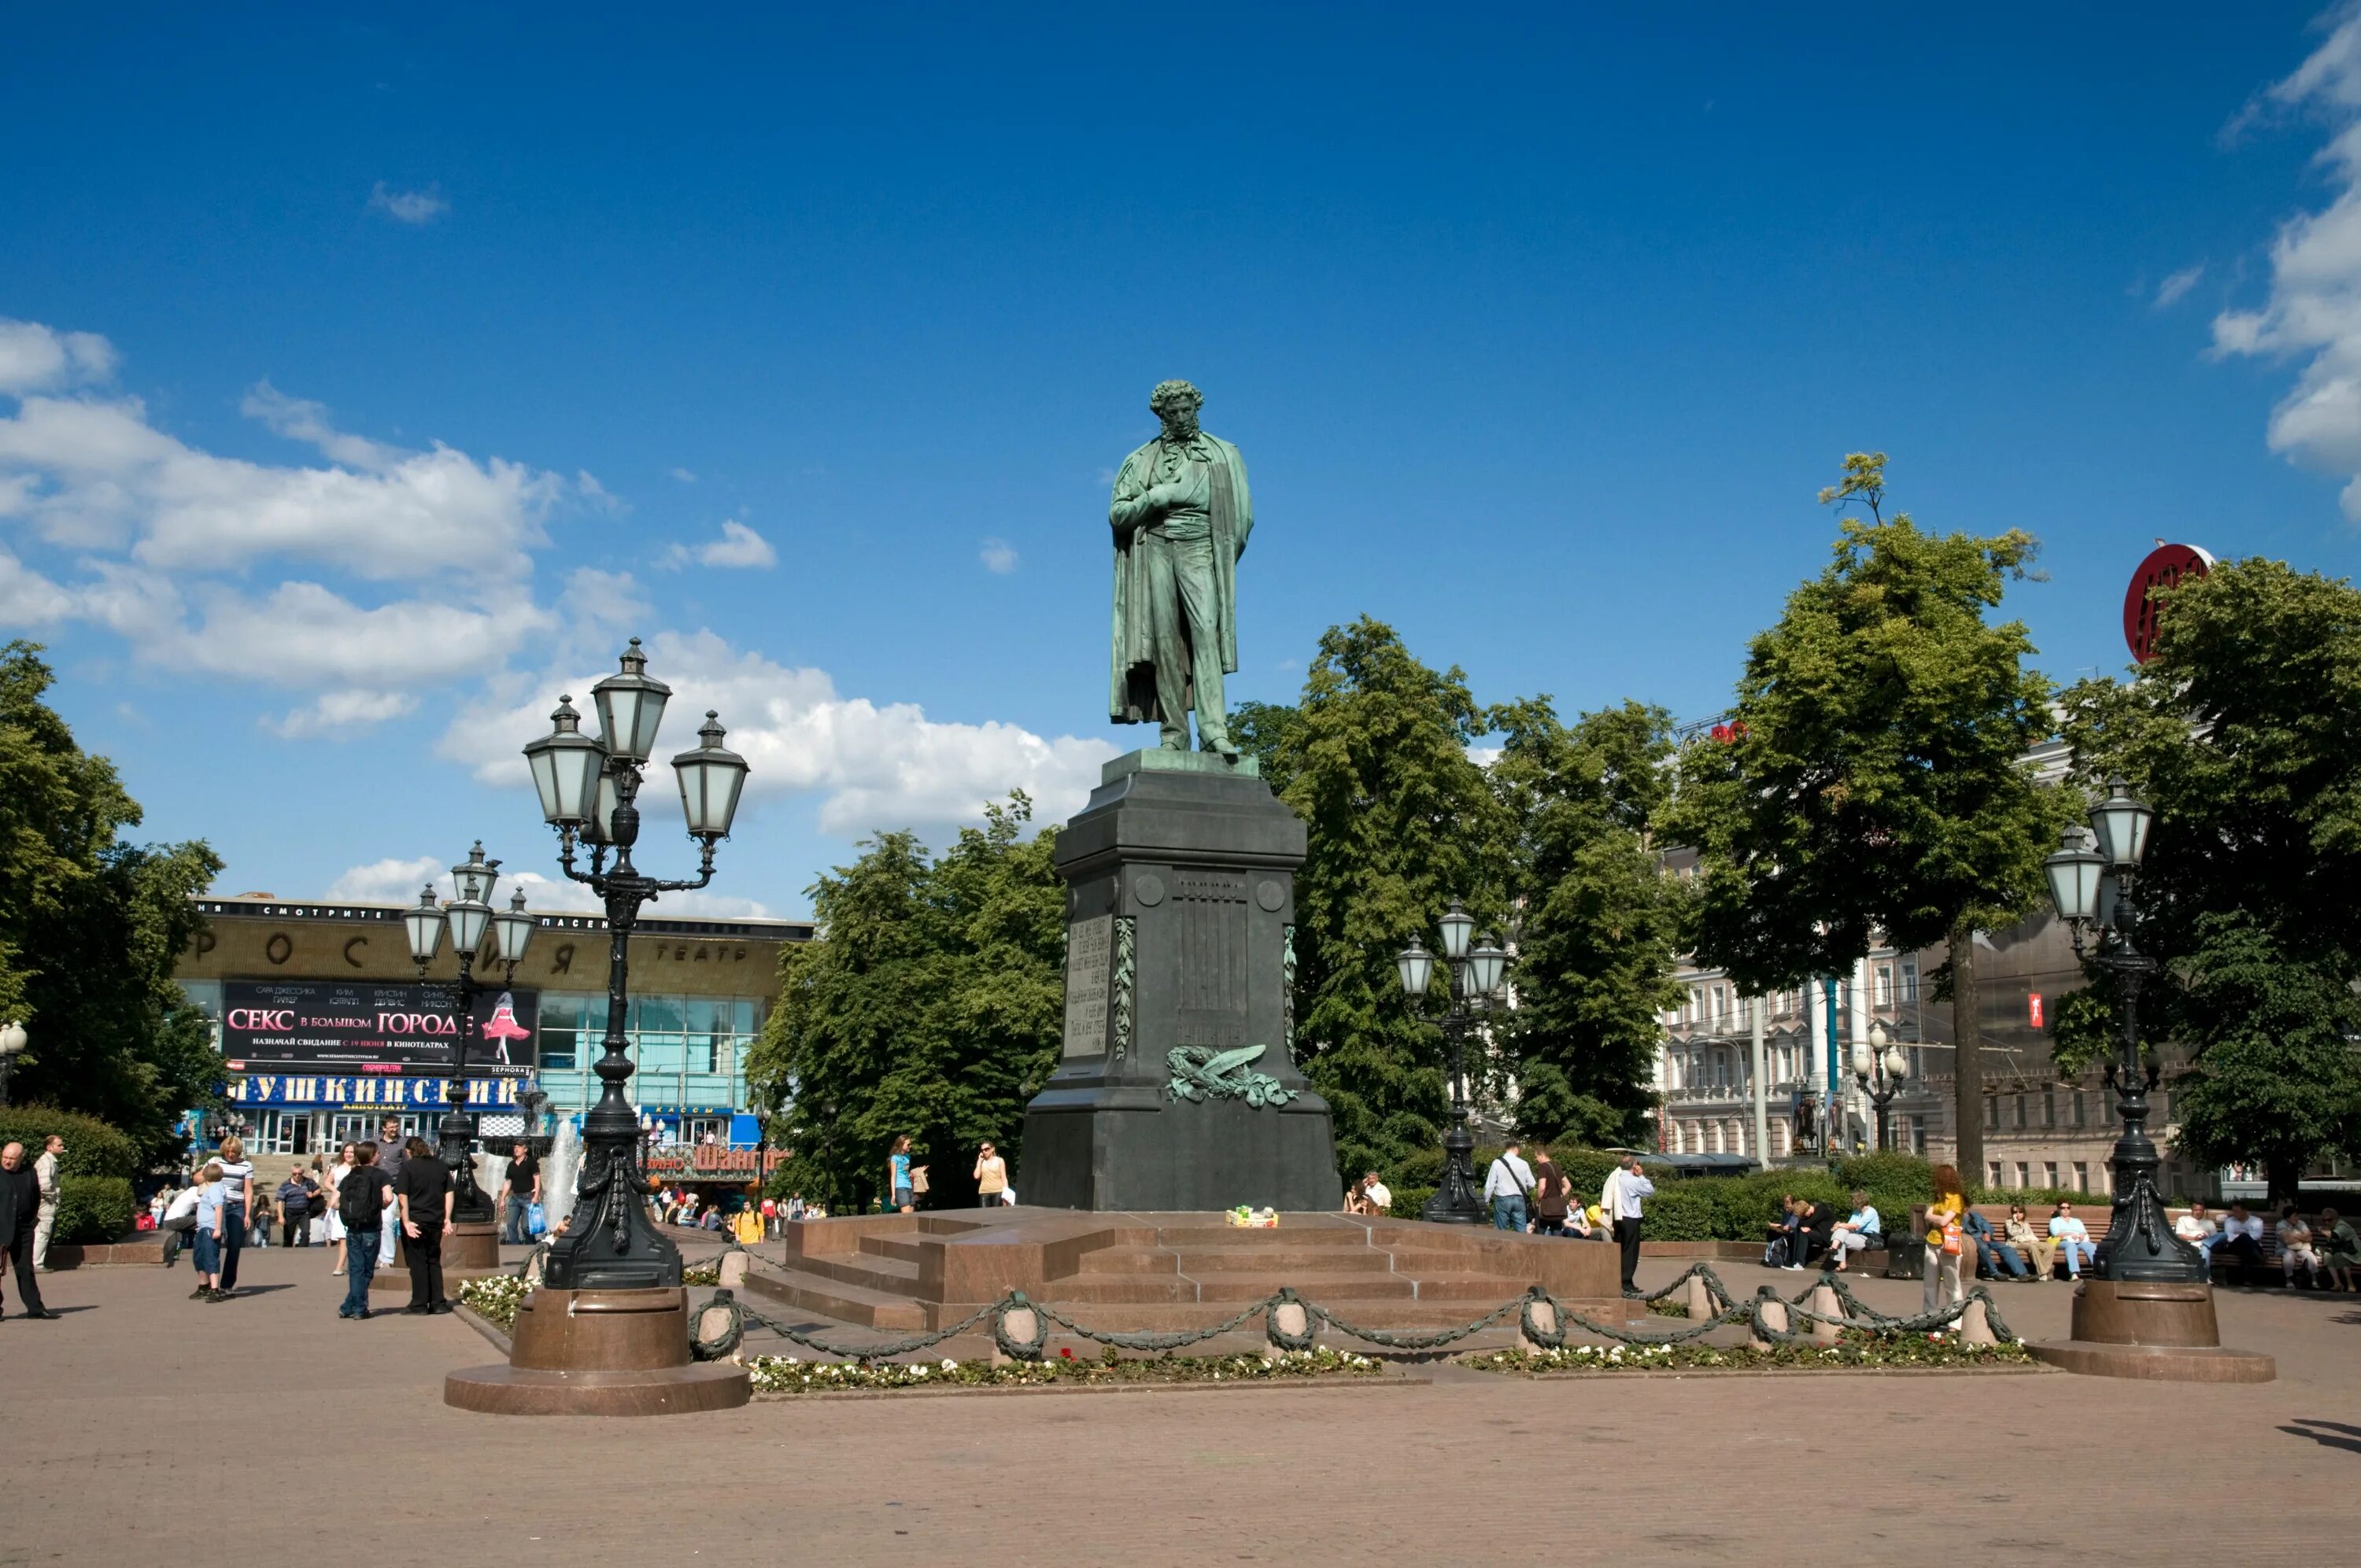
[[1018, 751, 1338, 1212]]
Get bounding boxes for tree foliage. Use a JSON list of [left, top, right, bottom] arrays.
[[2167, 913, 2361, 1197], [745, 794, 1062, 1208], [1488, 697, 1688, 1147], [0, 643, 222, 1155], [2058, 559, 2361, 1194], [1664, 456, 2065, 1175], [1269, 618, 1513, 1182]]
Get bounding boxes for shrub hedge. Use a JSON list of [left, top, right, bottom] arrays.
[[1376, 1146, 2108, 1243], [0, 1105, 140, 1180], [54, 1176, 136, 1244]]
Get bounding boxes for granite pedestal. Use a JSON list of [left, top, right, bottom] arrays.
[[2030, 1278, 2276, 1382], [1019, 751, 1338, 1212], [444, 1286, 752, 1415]]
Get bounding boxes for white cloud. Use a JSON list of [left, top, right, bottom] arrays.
[[369, 182, 449, 224], [0, 386, 561, 577], [327, 854, 446, 904], [575, 470, 625, 513], [668, 467, 697, 484], [2214, 6, 2361, 519], [438, 629, 1116, 836], [979, 537, 1019, 574], [323, 850, 756, 917], [660, 518, 775, 570], [2154, 263, 2206, 308], [0, 319, 116, 395], [265, 689, 422, 738], [0, 547, 76, 623]]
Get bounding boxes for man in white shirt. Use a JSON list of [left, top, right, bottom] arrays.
[[1600, 1154, 1656, 1295], [2174, 1201, 2218, 1269], [1483, 1143, 1535, 1232], [1361, 1172, 1391, 1214], [2214, 1202, 2266, 1285]]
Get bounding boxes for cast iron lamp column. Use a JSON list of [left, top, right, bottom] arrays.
[[1395, 900, 1510, 1225], [1851, 1021, 1910, 1152], [523, 637, 748, 1291], [399, 847, 537, 1224], [2041, 777, 2205, 1284]]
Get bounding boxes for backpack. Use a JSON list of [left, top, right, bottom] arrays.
[[341, 1168, 385, 1227]]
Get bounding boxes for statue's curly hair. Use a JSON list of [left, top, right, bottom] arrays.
[[1148, 378, 1203, 417]]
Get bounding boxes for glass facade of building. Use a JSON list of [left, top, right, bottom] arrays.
[[532, 991, 767, 1114]]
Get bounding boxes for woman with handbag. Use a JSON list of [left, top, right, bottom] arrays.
[[1922, 1164, 1968, 1315]]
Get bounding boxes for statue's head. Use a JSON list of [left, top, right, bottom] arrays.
[[1149, 378, 1203, 440]]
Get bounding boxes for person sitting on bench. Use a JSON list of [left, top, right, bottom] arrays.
[[1964, 1205, 2027, 1279], [2001, 1204, 2055, 1279], [1764, 1194, 1804, 1268], [1827, 1191, 1883, 1273], [2215, 1203, 2267, 1286]]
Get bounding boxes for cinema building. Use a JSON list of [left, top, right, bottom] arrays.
[[175, 893, 810, 1158]]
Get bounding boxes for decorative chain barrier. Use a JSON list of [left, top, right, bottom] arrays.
[[647, 1255, 2008, 1367]]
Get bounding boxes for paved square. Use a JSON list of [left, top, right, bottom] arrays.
[[7, 1246, 2357, 1566]]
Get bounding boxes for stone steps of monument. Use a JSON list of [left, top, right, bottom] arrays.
[[1072, 1246, 1181, 1275], [1171, 1247, 1402, 1275], [739, 1260, 929, 1332], [781, 1250, 925, 1297], [1191, 1272, 1418, 1301], [1012, 1272, 1199, 1304], [1145, 1224, 1372, 1249], [1071, 1244, 1392, 1276], [858, 1235, 926, 1265]]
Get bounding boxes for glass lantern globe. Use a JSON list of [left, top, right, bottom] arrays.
[[402, 884, 446, 967], [2088, 777, 2155, 870], [1468, 938, 1508, 998], [443, 891, 493, 960], [2042, 829, 2106, 926], [450, 841, 498, 906], [590, 637, 673, 765], [490, 887, 535, 966], [523, 695, 607, 827], [1395, 940, 1435, 999], [1438, 899, 1475, 961], [671, 710, 751, 839]]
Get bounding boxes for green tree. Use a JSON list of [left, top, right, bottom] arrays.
[[2167, 915, 2361, 1198], [1488, 697, 1688, 1146], [2059, 558, 2361, 1197], [0, 642, 221, 1153], [745, 794, 1062, 1208], [1272, 618, 1513, 1182], [1665, 456, 2065, 1182]]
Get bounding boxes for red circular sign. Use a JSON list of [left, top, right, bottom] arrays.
[[2123, 543, 2214, 663]]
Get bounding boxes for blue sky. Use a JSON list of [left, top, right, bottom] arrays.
[[5, 4, 2360, 919]]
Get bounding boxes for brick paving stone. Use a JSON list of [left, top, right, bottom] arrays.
[[6, 1242, 2359, 1566]]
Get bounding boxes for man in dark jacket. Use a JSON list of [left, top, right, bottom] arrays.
[[0, 1142, 59, 1319]]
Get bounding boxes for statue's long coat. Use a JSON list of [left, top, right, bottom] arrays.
[[1106, 434, 1254, 725]]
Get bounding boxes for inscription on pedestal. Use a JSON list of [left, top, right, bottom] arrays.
[[1062, 913, 1113, 1058]]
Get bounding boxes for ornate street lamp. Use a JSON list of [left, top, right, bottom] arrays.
[[524, 638, 749, 1290], [2040, 777, 2202, 1283], [0, 1020, 24, 1107], [1395, 899, 1513, 1225], [399, 844, 536, 1230], [1850, 1020, 1911, 1152]]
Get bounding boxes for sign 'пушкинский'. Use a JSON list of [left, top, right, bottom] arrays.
[[222, 980, 540, 1077]]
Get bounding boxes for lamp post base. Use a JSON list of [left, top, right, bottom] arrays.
[[445, 1285, 751, 1415], [2029, 1278, 2275, 1383]]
